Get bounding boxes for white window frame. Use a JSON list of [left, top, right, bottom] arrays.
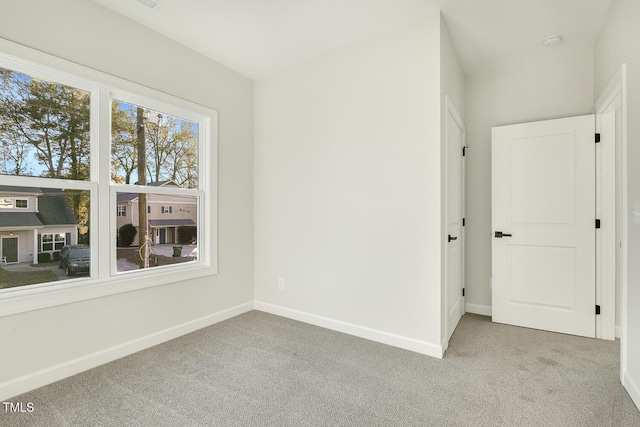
[[117, 205, 126, 217], [0, 39, 218, 317], [15, 199, 27, 209]]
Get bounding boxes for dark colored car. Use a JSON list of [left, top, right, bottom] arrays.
[[59, 245, 90, 276]]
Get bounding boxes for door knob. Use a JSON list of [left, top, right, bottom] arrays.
[[494, 231, 512, 238], [448, 235, 458, 242]]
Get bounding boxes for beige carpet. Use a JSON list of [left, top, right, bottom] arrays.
[[2, 311, 639, 426]]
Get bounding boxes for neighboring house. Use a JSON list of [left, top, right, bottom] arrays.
[[0, 186, 78, 264], [116, 181, 197, 246]]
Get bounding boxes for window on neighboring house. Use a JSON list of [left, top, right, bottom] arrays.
[[0, 44, 216, 307], [40, 233, 67, 252]]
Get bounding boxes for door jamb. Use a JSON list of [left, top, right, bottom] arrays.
[[593, 64, 627, 365]]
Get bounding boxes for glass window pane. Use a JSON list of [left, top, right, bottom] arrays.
[[116, 192, 198, 273], [0, 67, 91, 180], [111, 99, 198, 189], [0, 185, 91, 290]]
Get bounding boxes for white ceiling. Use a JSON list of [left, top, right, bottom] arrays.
[[93, 0, 613, 79]]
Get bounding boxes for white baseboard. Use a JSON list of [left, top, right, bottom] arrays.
[[254, 301, 443, 359], [465, 303, 492, 317], [0, 301, 253, 401], [623, 370, 640, 412]]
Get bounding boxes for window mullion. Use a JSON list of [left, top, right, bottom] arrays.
[[97, 86, 112, 279]]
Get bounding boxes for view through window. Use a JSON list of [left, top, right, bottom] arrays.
[[0, 55, 212, 294]]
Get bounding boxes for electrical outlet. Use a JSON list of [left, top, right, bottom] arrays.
[[278, 277, 285, 290]]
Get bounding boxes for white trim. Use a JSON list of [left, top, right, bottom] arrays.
[[0, 301, 253, 401], [616, 325, 621, 339], [624, 371, 640, 412], [594, 65, 625, 341], [254, 301, 443, 359], [594, 64, 627, 380], [465, 303, 492, 317]]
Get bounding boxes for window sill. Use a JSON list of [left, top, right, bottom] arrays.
[[0, 262, 216, 318]]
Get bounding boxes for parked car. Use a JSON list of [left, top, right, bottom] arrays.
[[59, 245, 90, 276]]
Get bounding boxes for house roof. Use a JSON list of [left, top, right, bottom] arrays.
[[116, 181, 183, 203], [37, 189, 78, 225], [0, 212, 44, 228], [0, 185, 43, 195], [148, 219, 196, 227], [0, 188, 77, 228]]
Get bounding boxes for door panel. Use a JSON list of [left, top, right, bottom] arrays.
[[2, 237, 18, 263], [446, 100, 465, 342], [492, 115, 595, 338]]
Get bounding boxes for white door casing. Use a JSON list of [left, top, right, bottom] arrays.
[[445, 96, 465, 343], [492, 115, 596, 338]]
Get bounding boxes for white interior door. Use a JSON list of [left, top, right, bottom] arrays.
[[492, 115, 596, 338], [446, 97, 465, 342]]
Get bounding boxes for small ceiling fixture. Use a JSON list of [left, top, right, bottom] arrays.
[[543, 35, 563, 47]]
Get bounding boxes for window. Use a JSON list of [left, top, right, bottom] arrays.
[[0, 43, 216, 306], [40, 233, 66, 252]]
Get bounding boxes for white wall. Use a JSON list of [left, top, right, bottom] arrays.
[[0, 0, 254, 398], [254, 16, 444, 355], [594, 0, 640, 408], [464, 46, 594, 313]]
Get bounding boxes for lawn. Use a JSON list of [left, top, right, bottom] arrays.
[[0, 268, 59, 289]]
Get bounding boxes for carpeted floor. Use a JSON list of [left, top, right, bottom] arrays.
[[2, 311, 639, 426]]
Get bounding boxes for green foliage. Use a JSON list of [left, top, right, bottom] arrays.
[[38, 252, 51, 263], [118, 223, 137, 247], [177, 226, 197, 244]]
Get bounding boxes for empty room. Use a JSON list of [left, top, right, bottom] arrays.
[[1, 0, 639, 425]]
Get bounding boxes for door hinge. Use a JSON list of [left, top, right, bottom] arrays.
[[596, 305, 601, 315], [462, 146, 467, 157], [595, 133, 601, 143], [596, 219, 601, 229], [462, 218, 466, 227], [462, 288, 465, 297]]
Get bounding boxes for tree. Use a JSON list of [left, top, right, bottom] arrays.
[[118, 223, 137, 247], [109, 103, 198, 188], [0, 67, 91, 239], [111, 100, 137, 183]]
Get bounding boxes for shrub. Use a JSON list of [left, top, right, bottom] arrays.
[[177, 226, 197, 244], [38, 252, 51, 263], [52, 251, 60, 261], [118, 223, 137, 247]]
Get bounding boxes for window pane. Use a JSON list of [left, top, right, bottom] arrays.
[[0, 67, 91, 180], [0, 185, 91, 290], [111, 100, 198, 189], [116, 192, 198, 273]]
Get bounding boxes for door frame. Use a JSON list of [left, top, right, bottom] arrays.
[[594, 64, 627, 376], [443, 95, 466, 351]]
